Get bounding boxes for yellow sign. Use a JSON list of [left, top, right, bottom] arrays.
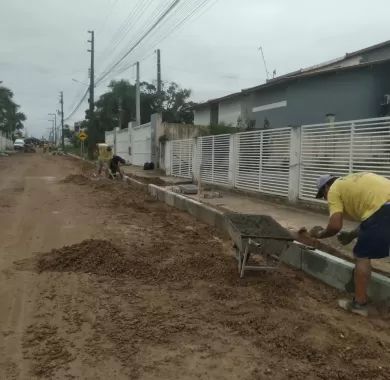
[[78, 131, 88, 141]]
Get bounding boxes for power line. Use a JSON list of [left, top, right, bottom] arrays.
[[97, 1, 175, 81], [64, 87, 89, 121], [97, 0, 151, 63], [95, 0, 182, 86], [108, 0, 212, 79], [65, 0, 216, 120], [98, 0, 197, 82]]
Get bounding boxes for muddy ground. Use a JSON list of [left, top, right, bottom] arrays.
[[1, 153, 390, 379]]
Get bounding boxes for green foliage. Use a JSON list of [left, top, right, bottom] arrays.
[[92, 79, 194, 138], [0, 86, 26, 137], [207, 123, 238, 135]]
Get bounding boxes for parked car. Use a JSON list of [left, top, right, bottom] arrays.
[[13, 138, 25, 151]]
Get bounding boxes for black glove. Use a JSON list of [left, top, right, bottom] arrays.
[[337, 231, 355, 246]]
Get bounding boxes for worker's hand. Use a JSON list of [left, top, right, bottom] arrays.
[[298, 227, 308, 234], [309, 225, 324, 239], [337, 231, 354, 246]]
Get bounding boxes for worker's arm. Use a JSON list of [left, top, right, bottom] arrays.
[[310, 212, 343, 239]]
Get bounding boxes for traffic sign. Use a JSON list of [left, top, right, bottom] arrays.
[[78, 131, 88, 141]]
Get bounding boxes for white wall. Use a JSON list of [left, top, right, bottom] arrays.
[[116, 128, 131, 162], [194, 107, 210, 126], [0, 133, 13, 151], [218, 98, 241, 127], [130, 123, 152, 166], [105, 131, 114, 147]]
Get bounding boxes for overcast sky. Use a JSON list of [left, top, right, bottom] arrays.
[[1, 0, 390, 138]]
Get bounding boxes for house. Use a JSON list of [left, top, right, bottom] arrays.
[[193, 40, 390, 128]]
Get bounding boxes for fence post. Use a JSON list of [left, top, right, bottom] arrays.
[[228, 134, 236, 188], [192, 137, 199, 182], [288, 125, 302, 203], [165, 140, 171, 175]]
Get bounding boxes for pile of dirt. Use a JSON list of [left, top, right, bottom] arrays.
[[37, 239, 129, 276], [61, 174, 90, 186]]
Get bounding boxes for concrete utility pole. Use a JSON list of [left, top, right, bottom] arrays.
[[48, 119, 55, 143], [118, 97, 122, 130], [60, 91, 64, 150], [156, 49, 162, 99], [48, 113, 57, 145], [87, 30, 95, 158], [136, 61, 141, 126]]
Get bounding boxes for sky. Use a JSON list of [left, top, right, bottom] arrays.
[[1, 0, 390, 138]]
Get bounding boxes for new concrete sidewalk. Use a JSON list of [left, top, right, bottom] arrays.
[[122, 164, 390, 275], [148, 184, 390, 303]]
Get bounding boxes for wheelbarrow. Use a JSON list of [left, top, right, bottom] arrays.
[[225, 213, 294, 278]]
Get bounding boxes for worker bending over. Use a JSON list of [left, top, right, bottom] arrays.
[[309, 172, 390, 317], [108, 154, 126, 179]]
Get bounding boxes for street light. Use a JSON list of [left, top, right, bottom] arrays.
[[48, 113, 57, 145]]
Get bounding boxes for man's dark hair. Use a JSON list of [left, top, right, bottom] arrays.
[[327, 177, 338, 188]]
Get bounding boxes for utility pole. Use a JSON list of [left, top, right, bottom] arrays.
[[48, 119, 55, 143], [88, 30, 95, 158], [118, 97, 122, 130], [136, 61, 141, 126], [156, 49, 162, 99], [60, 91, 64, 150], [48, 113, 57, 145]]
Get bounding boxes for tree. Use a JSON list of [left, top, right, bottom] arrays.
[[92, 79, 194, 138], [162, 82, 195, 124], [0, 86, 26, 138]]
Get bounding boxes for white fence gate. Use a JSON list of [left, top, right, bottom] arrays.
[[234, 128, 291, 197], [299, 117, 390, 200], [170, 139, 193, 179], [198, 134, 231, 185]]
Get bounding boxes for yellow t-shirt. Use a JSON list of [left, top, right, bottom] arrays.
[[98, 144, 112, 162], [328, 172, 390, 221]]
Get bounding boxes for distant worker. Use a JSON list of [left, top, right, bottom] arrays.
[[108, 153, 126, 180], [308, 172, 390, 317], [97, 143, 113, 176]]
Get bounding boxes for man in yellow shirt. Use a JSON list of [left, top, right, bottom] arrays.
[[310, 172, 390, 317], [97, 144, 113, 176]]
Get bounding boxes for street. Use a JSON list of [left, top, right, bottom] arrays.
[[1, 153, 390, 379]]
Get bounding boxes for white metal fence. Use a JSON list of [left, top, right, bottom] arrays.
[[234, 128, 291, 197], [169, 127, 292, 197], [168, 117, 390, 203], [299, 117, 390, 200], [171, 139, 193, 179], [198, 134, 231, 185]]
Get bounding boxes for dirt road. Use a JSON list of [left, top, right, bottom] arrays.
[[1, 153, 390, 379]]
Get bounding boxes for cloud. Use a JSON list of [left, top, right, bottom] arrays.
[[1, 0, 389, 137]]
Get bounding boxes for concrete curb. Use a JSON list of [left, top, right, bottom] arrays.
[[66, 153, 84, 160], [148, 184, 390, 303], [124, 176, 148, 191]]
